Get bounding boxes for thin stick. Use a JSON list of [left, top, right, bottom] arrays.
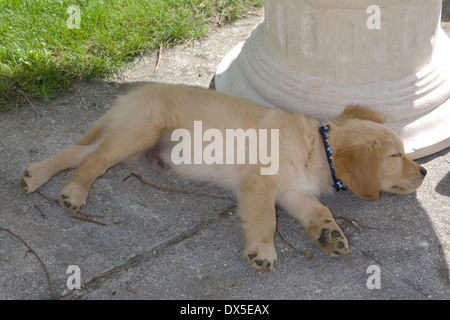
[[123, 172, 234, 201], [76, 211, 105, 220], [126, 287, 136, 294], [336, 215, 363, 232], [83, 268, 121, 288], [37, 192, 60, 206], [33, 204, 47, 219], [154, 42, 162, 74], [275, 218, 313, 259], [0, 227, 54, 299], [70, 215, 107, 227], [22, 93, 39, 117], [336, 211, 399, 232]]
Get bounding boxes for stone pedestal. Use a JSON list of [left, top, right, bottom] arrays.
[[215, 0, 450, 159]]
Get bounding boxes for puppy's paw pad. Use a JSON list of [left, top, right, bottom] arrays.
[[317, 227, 348, 256], [60, 200, 82, 213], [61, 198, 80, 213], [59, 194, 84, 213], [59, 183, 87, 213], [20, 177, 29, 193], [245, 243, 277, 271], [20, 169, 35, 194]]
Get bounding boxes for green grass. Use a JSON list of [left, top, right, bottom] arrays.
[[0, 0, 263, 111]]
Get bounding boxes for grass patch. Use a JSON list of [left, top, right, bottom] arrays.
[[0, 0, 263, 111]]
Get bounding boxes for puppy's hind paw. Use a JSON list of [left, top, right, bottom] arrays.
[[20, 168, 38, 194]]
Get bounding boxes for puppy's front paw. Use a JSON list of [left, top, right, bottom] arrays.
[[316, 224, 348, 256], [245, 242, 277, 271], [60, 183, 88, 213]]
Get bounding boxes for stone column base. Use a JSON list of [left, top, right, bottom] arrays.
[[215, 22, 450, 160]]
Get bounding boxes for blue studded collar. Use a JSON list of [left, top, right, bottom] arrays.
[[319, 125, 347, 192]]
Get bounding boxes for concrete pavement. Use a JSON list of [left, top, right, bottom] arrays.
[[1, 7, 449, 301]]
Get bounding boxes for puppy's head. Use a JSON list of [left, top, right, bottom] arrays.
[[329, 106, 427, 200]]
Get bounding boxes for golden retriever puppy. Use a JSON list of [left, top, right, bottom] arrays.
[[20, 83, 427, 271]]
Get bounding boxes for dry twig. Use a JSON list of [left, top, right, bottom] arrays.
[[336, 210, 399, 232], [33, 204, 47, 219], [38, 192, 60, 206], [83, 268, 121, 288], [76, 211, 104, 220], [154, 42, 162, 74], [0, 227, 54, 299], [22, 93, 39, 117], [70, 215, 107, 227], [123, 172, 234, 201], [275, 215, 313, 259]]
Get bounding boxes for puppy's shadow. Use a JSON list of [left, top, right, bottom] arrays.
[[435, 170, 450, 197], [417, 147, 450, 197], [316, 147, 450, 298]]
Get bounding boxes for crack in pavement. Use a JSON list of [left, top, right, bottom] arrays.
[[59, 205, 236, 299]]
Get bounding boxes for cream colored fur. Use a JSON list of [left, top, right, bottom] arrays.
[[20, 83, 426, 271]]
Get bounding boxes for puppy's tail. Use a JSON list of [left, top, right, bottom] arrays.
[[332, 105, 386, 125], [75, 119, 105, 146]]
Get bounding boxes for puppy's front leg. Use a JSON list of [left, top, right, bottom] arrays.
[[278, 191, 348, 256], [238, 174, 277, 271]]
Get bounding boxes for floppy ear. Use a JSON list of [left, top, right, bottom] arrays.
[[333, 105, 386, 125], [333, 141, 382, 200]]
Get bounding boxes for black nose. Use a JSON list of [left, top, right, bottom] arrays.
[[420, 167, 427, 177]]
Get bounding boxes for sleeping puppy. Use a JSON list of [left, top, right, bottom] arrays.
[[20, 83, 427, 271]]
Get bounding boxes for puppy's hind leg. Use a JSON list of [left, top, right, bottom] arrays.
[[20, 120, 105, 194], [59, 126, 165, 213]]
